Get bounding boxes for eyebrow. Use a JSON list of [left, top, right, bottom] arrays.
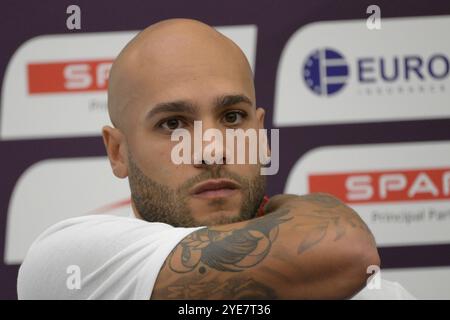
[[145, 94, 253, 120], [214, 94, 253, 110]]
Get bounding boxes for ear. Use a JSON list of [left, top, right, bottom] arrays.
[[256, 107, 266, 130], [255, 107, 271, 158], [102, 125, 128, 178]]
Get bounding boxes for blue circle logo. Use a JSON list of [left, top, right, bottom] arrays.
[[303, 48, 349, 96]]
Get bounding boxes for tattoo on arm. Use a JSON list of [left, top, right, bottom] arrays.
[[167, 193, 371, 273], [168, 208, 292, 273], [154, 193, 374, 299], [159, 275, 277, 299], [295, 193, 373, 254], [153, 209, 291, 299], [300, 193, 344, 208]]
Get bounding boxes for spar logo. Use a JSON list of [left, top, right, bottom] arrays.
[[302, 48, 349, 96], [27, 59, 113, 94], [308, 167, 450, 204]]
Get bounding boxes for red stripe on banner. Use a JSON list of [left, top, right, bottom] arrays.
[[309, 167, 450, 204], [28, 59, 113, 94]]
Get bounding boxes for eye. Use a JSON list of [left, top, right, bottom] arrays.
[[160, 118, 185, 131], [223, 111, 247, 125]]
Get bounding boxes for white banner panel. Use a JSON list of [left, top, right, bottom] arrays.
[[285, 141, 450, 247], [274, 16, 450, 126]]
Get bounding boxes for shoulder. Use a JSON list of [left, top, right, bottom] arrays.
[[18, 215, 204, 299]]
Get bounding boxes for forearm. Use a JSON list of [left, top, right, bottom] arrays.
[[265, 193, 378, 252], [152, 193, 380, 299]]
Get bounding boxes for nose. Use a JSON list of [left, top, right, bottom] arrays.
[[192, 121, 231, 168], [193, 153, 228, 168]]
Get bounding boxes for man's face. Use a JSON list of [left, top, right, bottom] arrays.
[[119, 35, 267, 227]]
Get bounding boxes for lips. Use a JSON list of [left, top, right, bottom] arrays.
[[191, 179, 240, 198]]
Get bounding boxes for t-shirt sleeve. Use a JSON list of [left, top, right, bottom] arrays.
[[17, 215, 205, 300], [351, 279, 416, 300]]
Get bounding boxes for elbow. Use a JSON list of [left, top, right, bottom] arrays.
[[283, 239, 381, 299], [363, 242, 381, 270], [314, 232, 381, 299], [338, 236, 381, 299]]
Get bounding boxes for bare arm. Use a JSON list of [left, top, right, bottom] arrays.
[[151, 193, 380, 299]]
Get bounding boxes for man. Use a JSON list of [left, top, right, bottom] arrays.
[[17, 19, 412, 299]]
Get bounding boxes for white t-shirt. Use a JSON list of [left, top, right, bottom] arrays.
[[18, 214, 204, 299], [352, 280, 415, 300], [17, 214, 415, 300]]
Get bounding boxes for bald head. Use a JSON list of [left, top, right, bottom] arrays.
[[107, 18, 255, 131]]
